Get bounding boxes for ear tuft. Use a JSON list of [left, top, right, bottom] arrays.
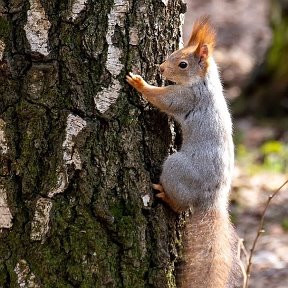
[[187, 16, 216, 53]]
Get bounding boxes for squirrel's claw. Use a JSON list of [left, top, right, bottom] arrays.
[[152, 183, 164, 193], [155, 192, 165, 199], [153, 183, 166, 200], [126, 72, 145, 92]]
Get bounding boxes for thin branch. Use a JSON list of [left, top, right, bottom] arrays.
[[237, 238, 248, 288], [244, 179, 288, 288]]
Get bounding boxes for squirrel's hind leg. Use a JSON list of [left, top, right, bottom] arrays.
[[153, 183, 182, 213]]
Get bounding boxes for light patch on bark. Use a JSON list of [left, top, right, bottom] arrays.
[[24, 0, 51, 56], [106, 45, 124, 77], [0, 186, 13, 229], [129, 27, 139, 45], [179, 13, 185, 48], [94, 0, 129, 113], [161, 0, 169, 6], [94, 79, 122, 114], [48, 114, 86, 197], [0, 39, 5, 60], [68, 0, 88, 21], [0, 118, 9, 155], [105, 0, 129, 76], [63, 114, 86, 166], [14, 259, 40, 288], [142, 194, 150, 207], [30, 197, 53, 242], [47, 170, 68, 198], [168, 118, 177, 153]]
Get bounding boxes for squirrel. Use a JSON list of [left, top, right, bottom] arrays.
[[126, 17, 242, 288]]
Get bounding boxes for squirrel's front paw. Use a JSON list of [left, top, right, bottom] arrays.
[[126, 72, 145, 92]]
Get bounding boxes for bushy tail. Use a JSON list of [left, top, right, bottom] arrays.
[[176, 209, 242, 288]]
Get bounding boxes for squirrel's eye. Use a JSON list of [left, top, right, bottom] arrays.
[[179, 61, 188, 69]]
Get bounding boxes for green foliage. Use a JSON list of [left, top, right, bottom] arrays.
[[236, 144, 261, 175], [236, 140, 288, 174], [281, 217, 288, 231], [260, 140, 288, 172], [261, 140, 283, 154]]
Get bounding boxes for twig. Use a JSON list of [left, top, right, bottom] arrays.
[[237, 238, 248, 288], [244, 179, 288, 288]]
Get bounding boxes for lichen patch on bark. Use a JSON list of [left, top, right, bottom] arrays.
[[0, 120, 13, 229], [161, 0, 169, 6], [129, 27, 139, 46], [14, 259, 40, 288], [0, 118, 8, 155], [94, 0, 129, 113], [94, 79, 122, 114], [47, 171, 68, 198], [30, 197, 53, 242], [0, 186, 13, 229], [141, 194, 150, 207], [179, 13, 185, 48], [105, 0, 129, 76], [63, 114, 87, 166], [24, 0, 51, 56], [68, 0, 88, 21], [106, 46, 124, 77], [48, 114, 86, 198], [0, 39, 5, 60]]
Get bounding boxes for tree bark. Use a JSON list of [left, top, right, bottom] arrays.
[[0, 0, 185, 287]]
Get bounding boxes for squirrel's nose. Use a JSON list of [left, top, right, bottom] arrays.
[[159, 64, 165, 73]]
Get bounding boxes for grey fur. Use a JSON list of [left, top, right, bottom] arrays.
[[159, 59, 234, 212]]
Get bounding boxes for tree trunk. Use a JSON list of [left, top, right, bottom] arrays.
[[0, 0, 185, 287]]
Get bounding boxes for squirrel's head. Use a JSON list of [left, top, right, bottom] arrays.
[[159, 16, 216, 85]]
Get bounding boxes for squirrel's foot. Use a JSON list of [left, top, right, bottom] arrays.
[[126, 72, 146, 93], [153, 183, 182, 213], [152, 183, 164, 193]]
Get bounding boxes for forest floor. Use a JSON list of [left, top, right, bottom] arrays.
[[232, 117, 288, 288]]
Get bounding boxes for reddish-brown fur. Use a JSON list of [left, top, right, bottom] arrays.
[[177, 210, 239, 288], [187, 16, 216, 50], [186, 16, 216, 77]]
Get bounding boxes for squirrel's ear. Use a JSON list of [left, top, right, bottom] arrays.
[[195, 44, 209, 60]]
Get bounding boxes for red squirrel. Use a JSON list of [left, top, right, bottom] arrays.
[[127, 17, 241, 288]]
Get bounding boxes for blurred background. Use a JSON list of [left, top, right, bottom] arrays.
[[183, 0, 288, 287]]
